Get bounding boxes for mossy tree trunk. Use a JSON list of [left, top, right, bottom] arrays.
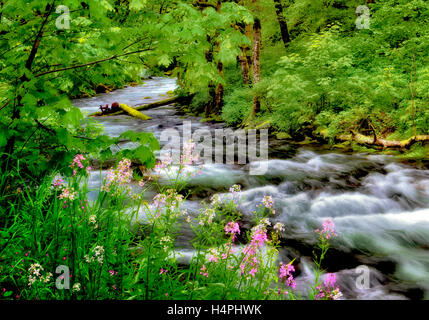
[[214, 0, 224, 114], [273, 0, 291, 48], [251, 17, 261, 116]]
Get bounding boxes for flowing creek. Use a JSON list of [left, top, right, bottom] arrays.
[[73, 77, 429, 300]]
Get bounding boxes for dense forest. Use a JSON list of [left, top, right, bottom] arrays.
[[0, 0, 428, 301], [1, 0, 428, 176]]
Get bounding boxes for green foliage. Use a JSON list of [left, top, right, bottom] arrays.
[[0, 0, 167, 178], [158, 2, 252, 94], [222, 87, 252, 126], [217, 0, 428, 144]]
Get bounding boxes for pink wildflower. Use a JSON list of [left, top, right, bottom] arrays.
[[224, 222, 240, 242], [316, 273, 343, 300], [324, 273, 336, 288], [200, 265, 208, 278], [58, 187, 77, 201], [279, 262, 296, 289], [52, 177, 64, 188], [315, 219, 337, 240], [229, 185, 242, 203], [101, 159, 133, 193], [256, 195, 275, 214], [208, 255, 218, 263], [181, 140, 198, 165], [239, 223, 268, 277], [249, 268, 258, 277]]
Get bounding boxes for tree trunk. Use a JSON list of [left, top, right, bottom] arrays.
[[235, 22, 252, 85], [204, 33, 217, 117], [251, 17, 261, 116], [238, 46, 250, 85], [215, 60, 224, 112], [205, 85, 217, 116], [214, 0, 224, 114], [273, 0, 290, 48]]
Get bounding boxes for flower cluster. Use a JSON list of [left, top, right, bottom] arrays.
[[153, 193, 167, 209], [70, 154, 91, 177], [198, 208, 216, 226], [273, 222, 285, 233], [228, 184, 242, 205], [224, 222, 240, 242], [185, 214, 192, 224], [279, 262, 296, 289], [229, 184, 241, 194], [154, 140, 202, 182], [72, 283, 81, 293], [160, 236, 172, 252], [316, 273, 343, 300], [210, 194, 221, 207], [88, 215, 98, 228], [101, 159, 133, 193], [28, 263, 52, 287], [85, 245, 105, 264], [155, 152, 173, 172], [58, 187, 77, 201], [150, 189, 184, 221], [200, 264, 208, 278], [207, 248, 219, 263], [181, 139, 199, 165], [256, 195, 276, 215], [315, 219, 337, 240], [239, 222, 269, 277], [153, 189, 183, 209], [52, 177, 64, 188]]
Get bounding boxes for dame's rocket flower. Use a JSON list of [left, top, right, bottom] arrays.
[[279, 262, 296, 289], [225, 222, 240, 242], [101, 159, 133, 193], [315, 219, 337, 240]]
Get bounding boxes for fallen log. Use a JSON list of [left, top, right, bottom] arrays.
[[89, 96, 182, 117], [337, 131, 429, 149], [119, 103, 151, 120]]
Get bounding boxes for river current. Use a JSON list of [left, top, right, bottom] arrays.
[[73, 77, 429, 300]]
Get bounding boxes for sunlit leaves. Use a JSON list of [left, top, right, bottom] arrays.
[[0, 0, 161, 176], [129, 0, 147, 11], [116, 131, 160, 167]]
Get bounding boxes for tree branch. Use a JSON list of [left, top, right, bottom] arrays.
[[35, 119, 94, 141], [0, 99, 10, 113], [25, 2, 56, 72], [34, 47, 153, 78]]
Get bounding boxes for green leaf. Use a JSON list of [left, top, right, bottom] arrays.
[[130, 0, 147, 10]]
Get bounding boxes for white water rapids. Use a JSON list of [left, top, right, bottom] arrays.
[[73, 77, 429, 300]]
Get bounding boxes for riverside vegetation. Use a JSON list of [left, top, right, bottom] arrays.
[[0, 143, 341, 300]]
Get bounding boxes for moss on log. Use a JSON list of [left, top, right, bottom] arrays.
[[336, 131, 429, 149], [89, 96, 182, 117], [119, 103, 151, 120]]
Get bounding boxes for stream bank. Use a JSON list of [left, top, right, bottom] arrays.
[[72, 78, 429, 300]]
